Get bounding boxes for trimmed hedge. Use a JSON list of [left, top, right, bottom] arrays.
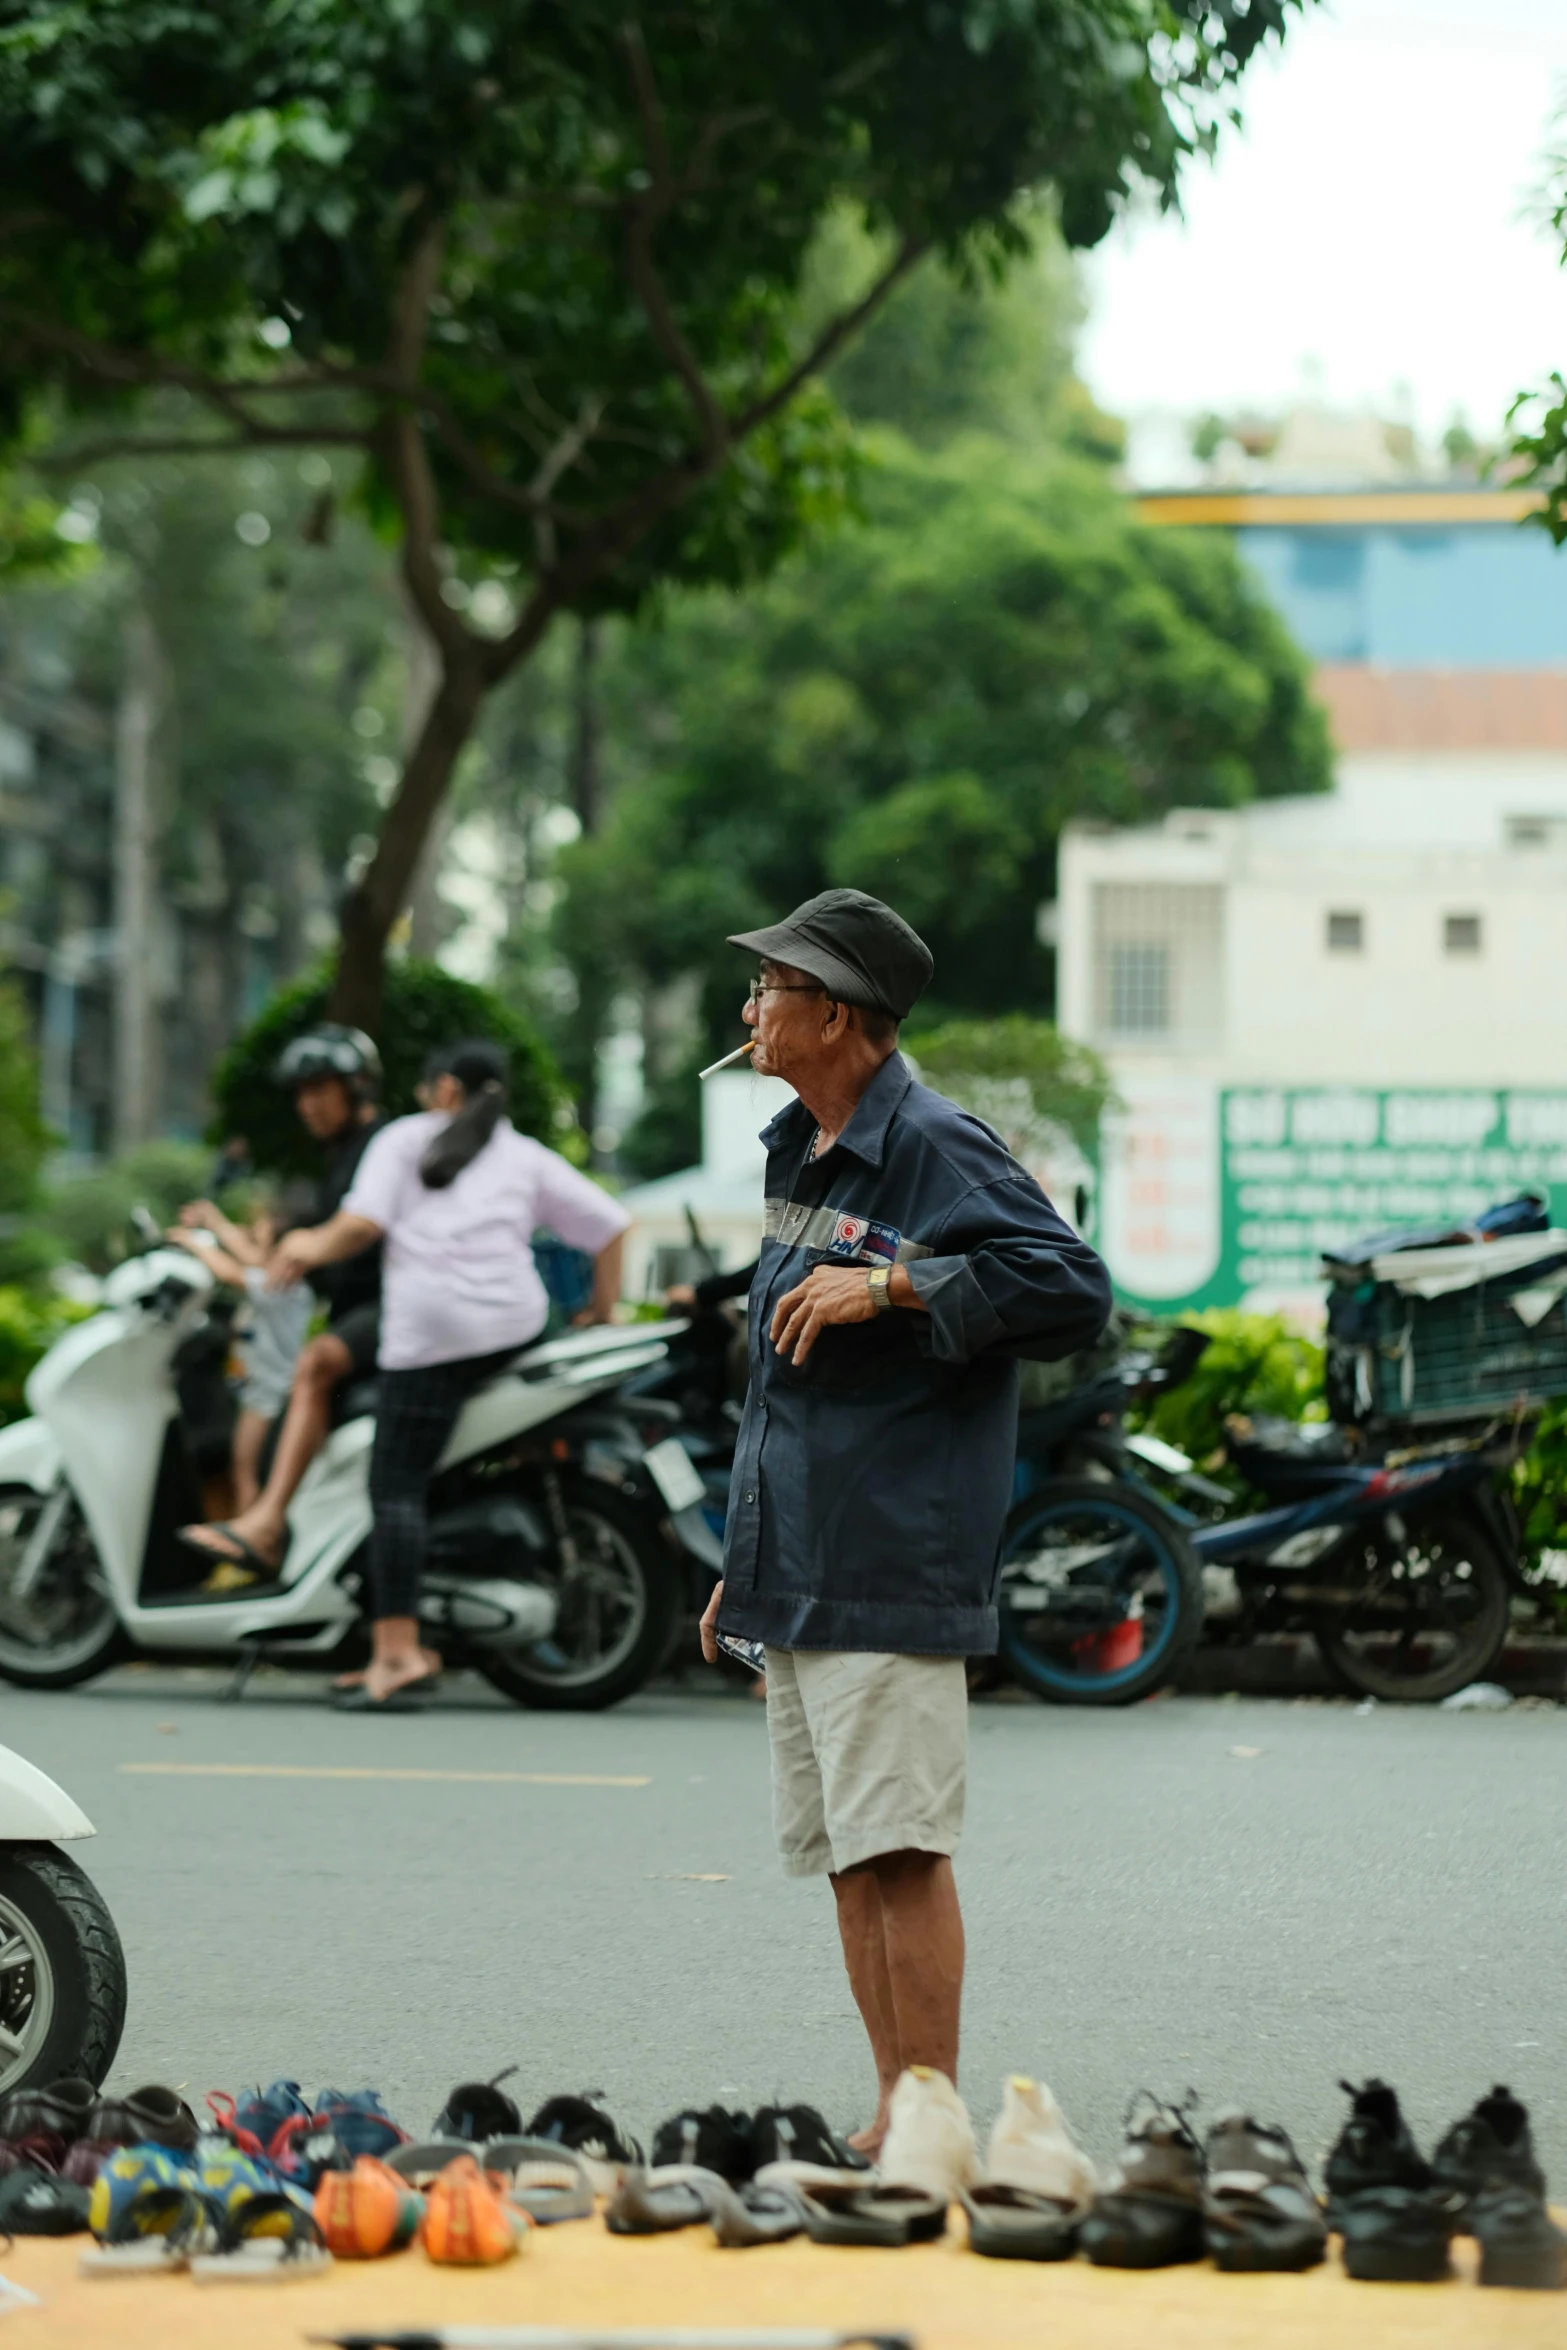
[[209, 961, 572, 1178]]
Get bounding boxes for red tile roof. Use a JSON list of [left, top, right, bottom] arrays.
[[1313, 666, 1567, 752]]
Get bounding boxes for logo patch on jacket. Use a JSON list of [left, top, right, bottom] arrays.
[[861, 1220, 902, 1265], [826, 1214, 870, 1258]]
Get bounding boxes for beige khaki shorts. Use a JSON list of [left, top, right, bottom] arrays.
[[764, 1646, 969, 1878]]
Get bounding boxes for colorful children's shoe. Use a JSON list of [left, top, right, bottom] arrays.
[[422, 2155, 529, 2265], [304, 2089, 407, 2162], [207, 2082, 311, 2160], [315, 2158, 424, 2258], [83, 2144, 215, 2272], [193, 2139, 316, 2235]]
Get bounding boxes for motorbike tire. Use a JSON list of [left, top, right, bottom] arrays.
[[996, 1476, 1204, 1707], [1315, 1507, 1511, 1703], [0, 1486, 125, 1690], [474, 1478, 682, 1712], [0, 1845, 127, 2098]]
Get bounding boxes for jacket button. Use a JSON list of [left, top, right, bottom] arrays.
[[745, 1491, 756, 1504]]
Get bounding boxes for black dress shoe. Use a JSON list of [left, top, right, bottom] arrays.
[[432, 2068, 522, 2144], [1338, 2185, 1453, 2283], [1431, 2086, 1547, 2217], [1472, 2186, 1567, 2291], [0, 2077, 95, 2145], [651, 2104, 755, 2183], [1202, 2111, 1327, 2273], [87, 2085, 199, 2154], [1081, 2094, 1206, 2269], [1324, 2079, 1430, 2220]]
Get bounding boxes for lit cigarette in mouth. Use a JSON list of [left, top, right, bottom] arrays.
[[698, 1040, 756, 1080]]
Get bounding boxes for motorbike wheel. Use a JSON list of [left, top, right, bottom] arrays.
[[996, 1476, 1204, 1706], [1315, 1508, 1511, 1703], [475, 1478, 682, 1712], [0, 1845, 127, 2097], [0, 1486, 125, 1690]]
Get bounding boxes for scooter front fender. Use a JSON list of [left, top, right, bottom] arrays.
[[0, 1417, 62, 1496], [0, 1742, 95, 1842]]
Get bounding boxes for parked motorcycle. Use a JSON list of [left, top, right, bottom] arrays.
[[0, 1744, 126, 2096], [0, 1239, 714, 1709], [997, 1410, 1519, 1707]]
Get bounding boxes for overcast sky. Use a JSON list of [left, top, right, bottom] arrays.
[[1078, 0, 1567, 441]]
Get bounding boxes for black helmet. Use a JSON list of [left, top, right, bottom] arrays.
[[274, 1023, 382, 1096]]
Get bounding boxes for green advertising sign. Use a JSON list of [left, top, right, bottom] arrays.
[[1101, 1082, 1567, 1314]]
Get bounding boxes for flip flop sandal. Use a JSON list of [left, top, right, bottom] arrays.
[[711, 2180, 809, 2249], [331, 1675, 438, 1713], [962, 2184, 1084, 2260], [799, 2184, 948, 2248], [605, 2165, 729, 2236], [482, 2139, 595, 2224], [801, 2184, 948, 2247], [175, 1524, 281, 1580], [388, 2140, 472, 2187]]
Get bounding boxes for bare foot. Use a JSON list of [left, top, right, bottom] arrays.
[[362, 1652, 437, 1705], [333, 1646, 442, 1692], [848, 2109, 890, 2159]]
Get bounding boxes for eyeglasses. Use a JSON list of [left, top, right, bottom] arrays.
[[746, 975, 827, 1006]]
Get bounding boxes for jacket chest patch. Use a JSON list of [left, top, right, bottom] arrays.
[[764, 1196, 927, 1263]]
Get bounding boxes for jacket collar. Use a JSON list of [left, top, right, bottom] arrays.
[[758, 1051, 911, 1170]]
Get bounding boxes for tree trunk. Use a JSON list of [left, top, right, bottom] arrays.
[[329, 651, 486, 1034], [570, 617, 601, 837], [112, 606, 162, 1152]]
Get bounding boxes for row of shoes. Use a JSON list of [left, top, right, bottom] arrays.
[[786, 2067, 1563, 2293]]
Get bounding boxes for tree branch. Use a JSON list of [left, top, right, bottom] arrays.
[[382, 224, 477, 664], [620, 20, 729, 458], [733, 234, 928, 438], [33, 425, 369, 472]]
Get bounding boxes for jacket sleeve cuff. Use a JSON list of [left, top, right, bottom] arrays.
[[905, 1254, 1004, 1363]]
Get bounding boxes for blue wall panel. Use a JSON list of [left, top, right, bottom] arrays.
[[1236, 523, 1567, 668]]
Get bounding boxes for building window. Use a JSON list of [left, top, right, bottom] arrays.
[[1091, 884, 1224, 1046], [1107, 942, 1169, 1033], [1326, 909, 1363, 952], [1506, 815, 1567, 850], [1444, 913, 1482, 955]]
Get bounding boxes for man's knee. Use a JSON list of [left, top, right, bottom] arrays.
[[865, 1847, 948, 1889]]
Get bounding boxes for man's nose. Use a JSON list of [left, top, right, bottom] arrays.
[[742, 995, 758, 1026]]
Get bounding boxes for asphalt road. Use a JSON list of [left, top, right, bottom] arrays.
[[5, 1666, 1564, 2188]]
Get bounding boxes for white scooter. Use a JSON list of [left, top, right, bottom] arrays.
[[0, 1243, 717, 1708], [0, 1745, 126, 2098]]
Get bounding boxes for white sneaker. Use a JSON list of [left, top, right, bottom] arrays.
[[983, 2075, 1097, 2206], [877, 2067, 978, 2203]]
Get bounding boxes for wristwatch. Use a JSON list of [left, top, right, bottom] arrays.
[[865, 1265, 894, 1314]]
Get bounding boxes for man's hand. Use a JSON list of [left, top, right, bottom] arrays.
[[699, 1579, 724, 1664], [770, 1264, 880, 1365]]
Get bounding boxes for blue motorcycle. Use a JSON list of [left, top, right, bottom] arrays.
[[997, 1410, 1517, 1707]]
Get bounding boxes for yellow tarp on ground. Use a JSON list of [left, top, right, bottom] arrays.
[[4, 2214, 1567, 2350]]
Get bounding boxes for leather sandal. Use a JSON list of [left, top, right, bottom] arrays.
[[482, 2139, 595, 2224], [961, 2183, 1083, 2259], [801, 2183, 948, 2246], [605, 2165, 729, 2236]]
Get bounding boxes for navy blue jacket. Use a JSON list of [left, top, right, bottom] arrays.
[[716, 1053, 1113, 1656]]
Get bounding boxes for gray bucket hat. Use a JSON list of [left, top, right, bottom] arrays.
[[728, 888, 934, 1021]]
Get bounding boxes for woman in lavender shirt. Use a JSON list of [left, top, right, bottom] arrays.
[[272, 1038, 630, 1709]]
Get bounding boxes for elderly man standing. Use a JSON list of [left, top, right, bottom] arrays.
[[700, 888, 1112, 2185]]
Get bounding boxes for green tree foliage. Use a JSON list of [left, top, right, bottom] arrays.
[[211, 959, 568, 1178], [0, 979, 49, 1214], [905, 1016, 1114, 1155], [558, 436, 1331, 1074], [1135, 1309, 1325, 1469], [0, 0, 1315, 1028]]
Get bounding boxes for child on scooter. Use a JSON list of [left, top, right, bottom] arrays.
[[168, 1184, 317, 1520]]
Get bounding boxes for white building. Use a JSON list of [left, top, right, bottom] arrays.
[[619, 1068, 794, 1299]]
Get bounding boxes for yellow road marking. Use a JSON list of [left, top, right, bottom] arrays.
[[121, 1762, 648, 1787]]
